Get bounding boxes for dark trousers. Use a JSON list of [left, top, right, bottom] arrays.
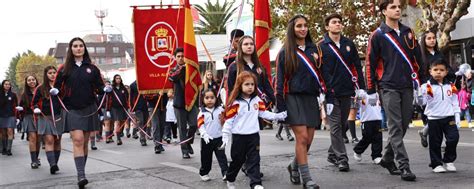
[[164, 121, 178, 139], [174, 106, 198, 154], [199, 137, 228, 176], [381, 88, 412, 169], [152, 109, 166, 146], [226, 133, 261, 187], [428, 117, 459, 168], [135, 111, 149, 141], [353, 120, 383, 160], [328, 96, 351, 162]]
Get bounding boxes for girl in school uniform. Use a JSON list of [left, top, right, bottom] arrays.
[[0, 80, 19, 156]]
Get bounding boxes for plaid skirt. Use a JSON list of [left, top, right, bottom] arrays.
[[0, 116, 16, 129], [285, 94, 321, 128], [23, 114, 37, 132], [64, 103, 100, 132], [37, 115, 63, 135]]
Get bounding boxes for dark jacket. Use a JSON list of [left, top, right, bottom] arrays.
[[54, 60, 105, 110], [227, 62, 275, 104], [107, 85, 129, 110], [0, 91, 18, 117], [129, 81, 148, 112], [276, 41, 323, 112], [32, 85, 61, 116], [19, 90, 34, 115], [318, 33, 365, 103], [169, 64, 186, 109], [145, 94, 168, 111], [366, 22, 425, 94], [223, 49, 237, 67]]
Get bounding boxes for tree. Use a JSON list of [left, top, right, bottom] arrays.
[[5, 53, 22, 91], [15, 51, 57, 92], [194, 0, 238, 34]]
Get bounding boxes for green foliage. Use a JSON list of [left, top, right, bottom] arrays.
[[5, 53, 22, 91], [15, 51, 57, 92], [194, 0, 238, 34]]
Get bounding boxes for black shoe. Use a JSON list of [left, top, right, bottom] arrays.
[[275, 134, 284, 140], [126, 133, 131, 138], [287, 163, 301, 185], [327, 156, 339, 166], [241, 167, 248, 176], [380, 160, 402, 175], [6, 150, 12, 156], [132, 134, 139, 139], [287, 135, 295, 141], [37, 159, 41, 166], [182, 153, 190, 159], [419, 130, 428, 148], [303, 181, 320, 189], [31, 162, 39, 169], [343, 138, 349, 144], [77, 178, 88, 189], [50, 165, 59, 174], [117, 139, 123, 145], [165, 137, 171, 144], [352, 138, 359, 143], [91, 146, 98, 150], [338, 161, 350, 172], [2, 149, 7, 155], [154, 146, 162, 154], [400, 168, 416, 181], [159, 145, 165, 152], [140, 140, 147, 146], [189, 146, 194, 154], [21, 133, 25, 140]]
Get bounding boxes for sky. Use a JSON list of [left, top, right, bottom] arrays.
[[0, 0, 229, 80]]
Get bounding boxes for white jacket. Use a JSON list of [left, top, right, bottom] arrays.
[[165, 99, 176, 122], [358, 93, 382, 122], [222, 96, 285, 135], [420, 79, 460, 120], [197, 106, 224, 138]]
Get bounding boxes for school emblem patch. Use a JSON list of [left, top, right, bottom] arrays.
[[86, 68, 92, 73], [254, 103, 259, 110], [346, 45, 351, 52]]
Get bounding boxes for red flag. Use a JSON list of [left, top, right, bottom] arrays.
[[254, 0, 272, 81], [183, 0, 202, 111]]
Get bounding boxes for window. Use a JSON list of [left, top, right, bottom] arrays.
[[112, 57, 122, 64], [97, 57, 106, 64], [96, 47, 106, 53], [113, 47, 119, 54], [87, 47, 95, 53]]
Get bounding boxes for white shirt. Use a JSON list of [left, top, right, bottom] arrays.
[[75, 61, 82, 67], [165, 99, 176, 122], [358, 93, 382, 122]]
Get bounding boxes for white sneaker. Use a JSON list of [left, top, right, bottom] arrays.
[[373, 157, 382, 164], [432, 165, 447, 173], [445, 163, 457, 172], [254, 185, 264, 189], [227, 181, 235, 189], [353, 153, 362, 162], [200, 174, 211, 181]]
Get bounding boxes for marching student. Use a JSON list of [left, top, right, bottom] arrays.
[[276, 15, 324, 188], [0, 80, 19, 156], [318, 13, 365, 172], [107, 74, 129, 146], [222, 71, 286, 189], [32, 66, 63, 174], [101, 80, 114, 144], [164, 90, 178, 143], [223, 29, 245, 67], [51, 37, 108, 188], [129, 80, 149, 146], [366, 0, 424, 181], [17, 75, 41, 168], [352, 91, 383, 164], [197, 88, 228, 182], [418, 59, 460, 173]]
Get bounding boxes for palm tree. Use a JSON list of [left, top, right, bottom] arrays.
[[194, 0, 237, 34]]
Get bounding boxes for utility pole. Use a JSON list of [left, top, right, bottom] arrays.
[[95, 9, 108, 42]]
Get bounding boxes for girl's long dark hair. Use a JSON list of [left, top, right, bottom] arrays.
[[284, 15, 314, 75], [226, 71, 258, 110], [112, 74, 125, 89], [236, 36, 264, 76], [200, 88, 221, 108], [419, 30, 440, 78], [62, 37, 91, 77], [40, 66, 57, 99], [21, 75, 38, 108], [0, 80, 12, 106]]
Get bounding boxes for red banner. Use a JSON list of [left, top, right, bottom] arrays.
[[254, 0, 272, 81], [133, 7, 184, 94]]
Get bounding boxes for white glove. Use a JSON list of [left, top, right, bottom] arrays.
[[104, 85, 113, 93], [355, 89, 366, 100], [15, 106, 24, 111], [326, 103, 334, 116], [99, 116, 104, 121], [317, 93, 325, 105], [49, 88, 59, 96], [367, 93, 378, 106], [276, 111, 287, 121], [455, 113, 461, 129], [219, 133, 229, 149], [416, 95, 425, 106], [33, 108, 41, 114], [106, 111, 111, 118], [200, 131, 213, 144], [16, 119, 20, 126]]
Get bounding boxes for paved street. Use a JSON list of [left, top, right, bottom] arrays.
[[1, 127, 473, 189]]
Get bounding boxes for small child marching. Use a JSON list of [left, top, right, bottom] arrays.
[[418, 59, 460, 173], [221, 71, 286, 189], [198, 88, 228, 182], [352, 91, 383, 164]]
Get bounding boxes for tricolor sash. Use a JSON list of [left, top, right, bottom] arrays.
[[377, 28, 421, 89], [296, 49, 327, 93], [327, 43, 359, 90]]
